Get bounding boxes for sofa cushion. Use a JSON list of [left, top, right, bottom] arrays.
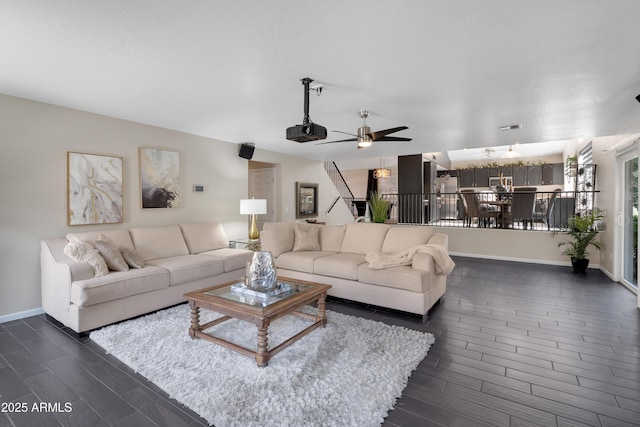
[[339, 223, 390, 255], [276, 251, 336, 274], [130, 226, 190, 261], [292, 222, 321, 251], [260, 222, 295, 257], [180, 222, 229, 254], [70, 266, 170, 307], [63, 236, 109, 278], [199, 248, 254, 272], [146, 255, 224, 286], [381, 226, 434, 254], [358, 264, 428, 293], [313, 253, 367, 280], [94, 234, 129, 272], [119, 247, 145, 269], [66, 229, 135, 251], [320, 225, 346, 252]]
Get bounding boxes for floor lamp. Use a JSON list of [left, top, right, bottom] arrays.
[[240, 198, 267, 240]]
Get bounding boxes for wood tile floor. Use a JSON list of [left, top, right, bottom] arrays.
[[1, 256, 638, 426]]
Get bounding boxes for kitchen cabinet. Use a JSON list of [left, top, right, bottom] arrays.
[[526, 165, 542, 186], [513, 166, 527, 186], [459, 169, 475, 187], [512, 164, 556, 186], [455, 163, 563, 188], [474, 168, 490, 187], [542, 163, 564, 185], [500, 166, 513, 178]]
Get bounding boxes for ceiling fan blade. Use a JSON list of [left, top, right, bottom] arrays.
[[316, 138, 358, 145], [374, 136, 413, 142], [332, 130, 359, 137], [368, 126, 409, 140]]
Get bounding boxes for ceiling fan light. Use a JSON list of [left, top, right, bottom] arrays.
[[502, 145, 522, 158], [357, 139, 372, 148]]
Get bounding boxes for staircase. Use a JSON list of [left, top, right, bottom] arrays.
[[323, 161, 357, 216]]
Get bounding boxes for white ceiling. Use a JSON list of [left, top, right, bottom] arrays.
[[2, 1, 640, 165]]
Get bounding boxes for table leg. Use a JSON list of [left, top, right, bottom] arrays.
[[256, 324, 270, 367], [317, 292, 327, 327], [189, 303, 200, 339]]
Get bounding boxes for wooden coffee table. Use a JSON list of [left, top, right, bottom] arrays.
[[184, 277, 331, 367]]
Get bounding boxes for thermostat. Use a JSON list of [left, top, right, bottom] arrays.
[[193, 185, 204, 192]]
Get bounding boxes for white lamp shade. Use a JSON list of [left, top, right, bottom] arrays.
[[240, 199, 267, 215]]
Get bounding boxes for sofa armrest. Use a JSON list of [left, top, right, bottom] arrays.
[[41, 239, 75, 324], [411, 252, 434, 273], [412, 233, 449, 273]]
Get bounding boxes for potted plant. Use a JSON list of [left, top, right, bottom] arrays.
[[565, 155, 578, 178], [554, 208, 605, 273], [368, 191, 390, 223]]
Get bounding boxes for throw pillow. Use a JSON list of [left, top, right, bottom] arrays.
[[94, 234, 129, 272], [120, 247, 145, 269], [292, 222, 321, 251], [63, 236, 109, 277]]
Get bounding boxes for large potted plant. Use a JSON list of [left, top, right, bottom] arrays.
[[554, 208, 605, 273], [368, 191, 390, 224]]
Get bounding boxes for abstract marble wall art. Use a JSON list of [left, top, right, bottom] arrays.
[[67, 152, 123, 225], [139, 148, 180, 208]]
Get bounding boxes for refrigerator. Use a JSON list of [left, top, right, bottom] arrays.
[[437, 175, 459, 220]]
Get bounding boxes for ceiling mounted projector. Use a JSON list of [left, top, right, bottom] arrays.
[[286, 77, 327, 143]]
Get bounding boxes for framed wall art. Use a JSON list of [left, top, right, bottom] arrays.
[[67, 152, 123, 225], [139, 148, 180, 208], [296, 182, 318, 218]]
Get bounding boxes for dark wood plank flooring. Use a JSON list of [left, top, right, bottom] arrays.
[[1, 256, 638, 426]]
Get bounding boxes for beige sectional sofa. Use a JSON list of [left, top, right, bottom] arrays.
[[40, 223, 253, 333], [260, 222, 452, 319]]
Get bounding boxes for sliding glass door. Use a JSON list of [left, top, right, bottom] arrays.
[[621, 154, 638, 289]]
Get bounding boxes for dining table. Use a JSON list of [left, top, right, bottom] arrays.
[[482, 199, 512, 228]]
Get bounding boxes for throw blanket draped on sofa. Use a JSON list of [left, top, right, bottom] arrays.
[[366, 244, 455, 275]]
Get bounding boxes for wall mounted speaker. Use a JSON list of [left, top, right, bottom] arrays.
[[238, 143, 255, 160], [636, 94, 640, 103]]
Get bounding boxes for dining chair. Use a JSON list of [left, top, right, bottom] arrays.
[[461, 189, 500, 228], [508, 187, 537, 230], [542, 189, 562, 230], [457, 191, 471, 226], [459, 190, 475, 226]]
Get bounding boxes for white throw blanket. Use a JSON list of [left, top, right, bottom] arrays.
[[366, 244, 455, 275]]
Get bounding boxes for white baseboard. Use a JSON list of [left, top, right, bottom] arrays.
[[449, 252, 602, 269], [599, 266, 615, 281], [0, 307, 44, 324]]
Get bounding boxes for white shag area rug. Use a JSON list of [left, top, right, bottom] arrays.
[[90, 304, 435, 427]]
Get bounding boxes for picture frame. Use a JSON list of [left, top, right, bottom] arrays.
[[67, 152, 123, 225], [139, 148, 180, 208], [296, 182, 318, 218]]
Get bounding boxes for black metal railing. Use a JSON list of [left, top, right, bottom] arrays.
[[360, 190, 598, 231], [324, 161, 359, 216]]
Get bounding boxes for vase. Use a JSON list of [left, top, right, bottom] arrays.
[[248, 251, 277, 292], [364, 202, 371, 222]]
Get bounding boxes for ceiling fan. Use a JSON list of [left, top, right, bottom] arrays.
[[317, 110, 412, 149]]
